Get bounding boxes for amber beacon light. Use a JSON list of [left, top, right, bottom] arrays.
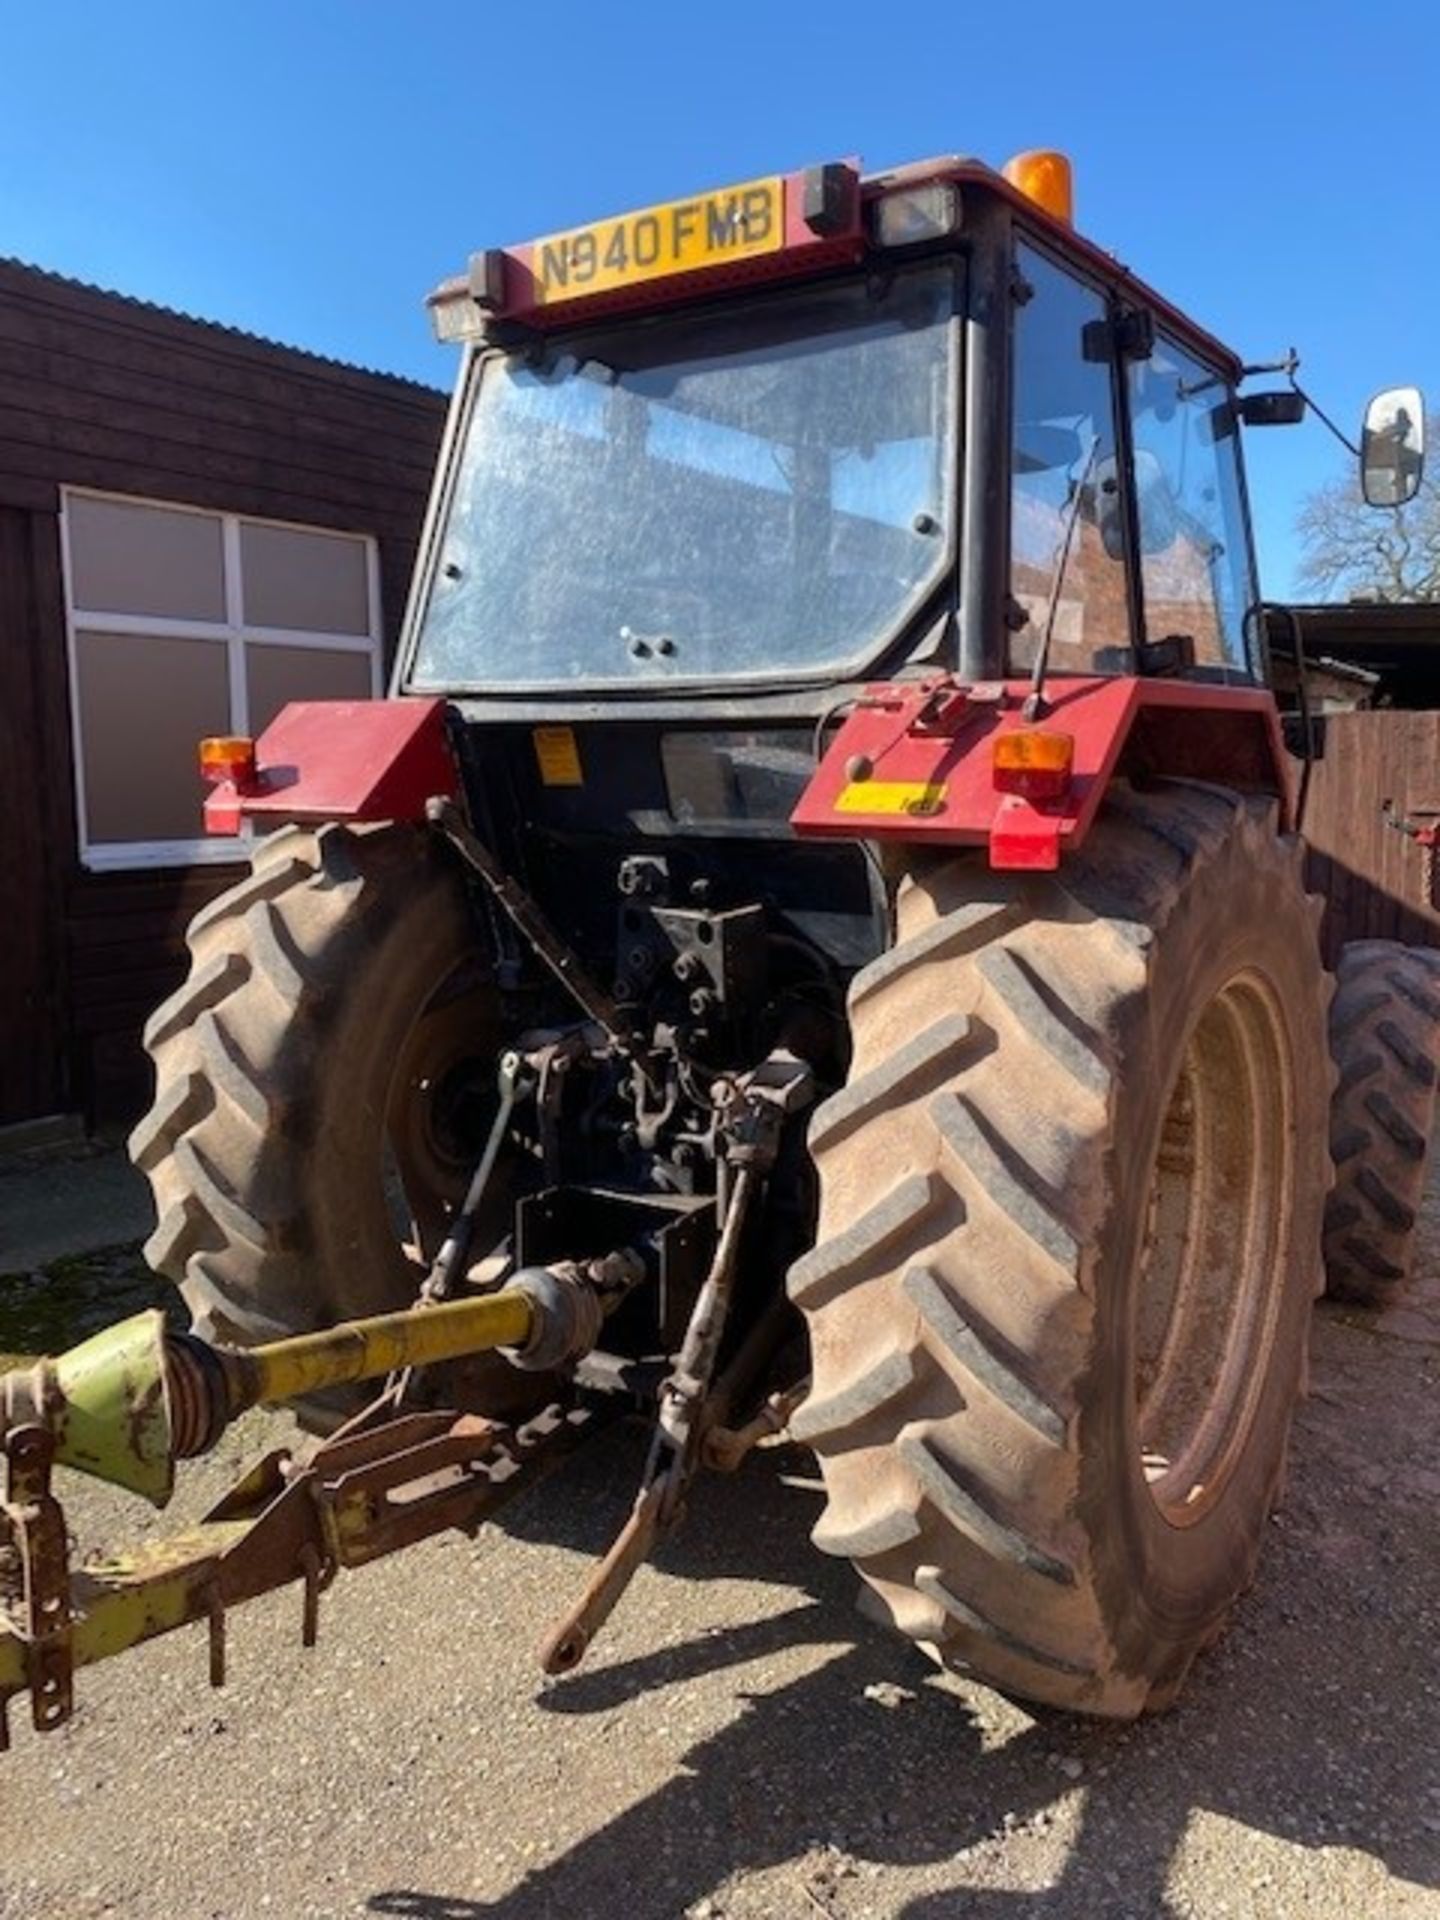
[[1002, 149, 1074, 225]]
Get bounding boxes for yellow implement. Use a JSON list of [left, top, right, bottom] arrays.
[[0, 1258, 639, 1746]]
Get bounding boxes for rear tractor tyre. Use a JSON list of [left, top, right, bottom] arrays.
[[791, 782, 1331, 1716], [1323, 940, 1440, 1307], [130, 821, 519, 1424]]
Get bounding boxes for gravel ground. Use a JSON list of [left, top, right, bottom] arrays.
[[0, 1135, 152, 1275], [1, 1177, 1438, 1917]]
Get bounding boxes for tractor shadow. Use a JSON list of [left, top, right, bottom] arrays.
[[367, 1304, 1440, 1920]]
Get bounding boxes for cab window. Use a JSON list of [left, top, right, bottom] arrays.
[[1009, 244, 1131, 675], [1128, 337, 1257, 677]]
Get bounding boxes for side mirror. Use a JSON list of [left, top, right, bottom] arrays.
[[1361, 387, 1425, 508]]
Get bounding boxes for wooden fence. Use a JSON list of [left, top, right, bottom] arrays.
[[1300, 709, 1440, 965]]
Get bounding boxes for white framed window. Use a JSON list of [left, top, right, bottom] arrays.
[[61, 489, 383, 871]]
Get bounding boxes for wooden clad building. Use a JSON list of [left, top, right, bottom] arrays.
[[0, 258, 447, 1129]]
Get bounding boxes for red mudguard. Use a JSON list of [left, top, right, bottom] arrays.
[[790, 674, 1289, 872], [203, 698, 459, 835]]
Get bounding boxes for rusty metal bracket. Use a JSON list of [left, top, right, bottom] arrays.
[[537, 1378, 810, 1674], [702, 1379, 811, 1473], [3, 1423, 74, 1739], [538, 1480, 665, 1675], [0, 1394, 608, 1743]]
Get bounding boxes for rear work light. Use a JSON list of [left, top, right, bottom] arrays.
[[427, 249, 509, 344], [199, 735, 257, 790], [992, 728, 1074, 801], [872, 183, 963, 249]]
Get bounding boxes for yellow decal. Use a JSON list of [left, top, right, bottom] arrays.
[[529, 176, 785, 305], [836, 780, 947, 817], [533, 725, 583, 787]]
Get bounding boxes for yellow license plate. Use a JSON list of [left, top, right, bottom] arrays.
[[529, 175, 785, 305]]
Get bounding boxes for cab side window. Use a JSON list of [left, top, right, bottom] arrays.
[[1129, 338, 1258, 676], [1009, 244, 1131, 674]]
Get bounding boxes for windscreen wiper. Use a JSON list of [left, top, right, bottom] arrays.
[[1026, 435, 1101, 721]]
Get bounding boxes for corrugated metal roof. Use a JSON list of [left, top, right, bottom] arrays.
[[0, 254, 446, 396]]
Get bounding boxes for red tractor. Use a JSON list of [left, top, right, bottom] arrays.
[[1, 148, 1431, 1741]]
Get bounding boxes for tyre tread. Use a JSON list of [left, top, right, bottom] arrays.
[[1323, 940, 1440, 1305], [795, 783, 1330, 1715]]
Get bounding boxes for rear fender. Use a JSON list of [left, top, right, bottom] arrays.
[[204, 698, 459, 834], [790, 675, 1288, 872]]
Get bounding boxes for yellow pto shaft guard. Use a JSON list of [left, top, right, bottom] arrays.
[[0, 1263, 637, 1508]]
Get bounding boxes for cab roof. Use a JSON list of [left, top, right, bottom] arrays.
[[870, 153, 1243, 380]]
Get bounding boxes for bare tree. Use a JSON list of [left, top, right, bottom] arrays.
[[1295, 412, 1440, 601]]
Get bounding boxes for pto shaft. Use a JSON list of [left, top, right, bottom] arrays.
[[0, 1254, 638, 1507], [222, 1288, 533, 1410]]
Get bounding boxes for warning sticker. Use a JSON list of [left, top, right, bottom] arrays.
[[533, 725, 584, 787], [834, 780, 946, 817]]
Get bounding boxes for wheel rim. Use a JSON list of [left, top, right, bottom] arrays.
[[382, 959, 502, 1261], [1133, 969, 1293, 1527]]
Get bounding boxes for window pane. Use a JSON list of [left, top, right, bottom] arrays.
[[1129, 341, 1256, 675], [68, 495, 225, 622], [411, 265, 958, 688], [240, 523, 370, 634], [1009, 247, 1130, 674], [246, 644, 374, 735], [76, 631, 229, 843]]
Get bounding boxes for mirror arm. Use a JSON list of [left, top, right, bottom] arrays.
[[1288, 377, 1360, 459], [1239, 349, 1359, 453], [1239, 347, 1301, 382]]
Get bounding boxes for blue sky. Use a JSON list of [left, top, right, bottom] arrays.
[[2, 0, 1433, 597]]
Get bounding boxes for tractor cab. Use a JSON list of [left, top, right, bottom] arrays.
[[385, 151, 1329, 888], [2, 148, 1431, 1749], [410, 151, 1264, 710]]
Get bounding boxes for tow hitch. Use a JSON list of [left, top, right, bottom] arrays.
[[0, 1053, 812, 1747], [0, 1258, 639, 1746]]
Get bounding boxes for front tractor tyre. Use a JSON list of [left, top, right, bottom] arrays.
[[130, 823, 514, 1418], [791, 782, 1331, 1717], [1323, 940, 1440, 1306]]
